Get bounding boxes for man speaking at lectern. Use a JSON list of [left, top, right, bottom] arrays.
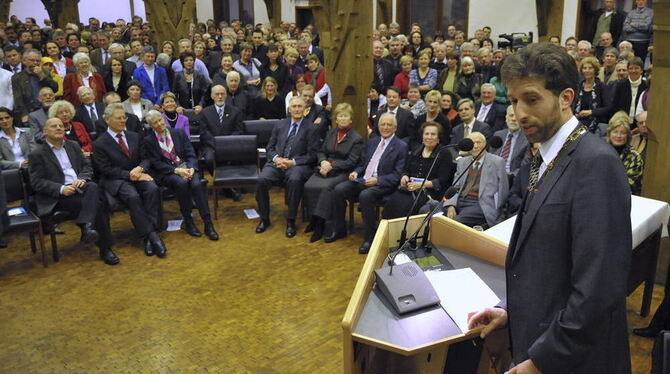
[[467, 42, 631, 374]]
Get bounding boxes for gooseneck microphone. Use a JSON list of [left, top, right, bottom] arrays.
[[397, 138, 474, 249]]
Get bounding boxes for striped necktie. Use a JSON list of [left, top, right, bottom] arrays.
[[528, 153, 543, 190]]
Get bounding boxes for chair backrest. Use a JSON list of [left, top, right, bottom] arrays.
[[243, 119, 280, 148], [214, 135, 258, 165], [2, 169, 26, 204], [183, 109, 201, 135]]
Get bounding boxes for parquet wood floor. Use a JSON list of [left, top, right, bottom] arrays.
[[0, 190, 663, 373]]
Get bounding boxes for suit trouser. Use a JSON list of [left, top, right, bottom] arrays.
[[54, 182, 113, 248], [255, 164, 312, 221], [455, 196, 487, 227], [160, 173, 210, 219], [115, 180, 159, 237], [332, 181, 393, 241]]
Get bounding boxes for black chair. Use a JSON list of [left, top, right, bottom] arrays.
[[212, 135, 259, 219], [243, 119, 280, 166], [3, 169, 48, 267], [183, 109, 200, 135]]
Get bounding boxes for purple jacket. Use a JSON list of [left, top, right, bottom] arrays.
[[162, 112, 190, 137]]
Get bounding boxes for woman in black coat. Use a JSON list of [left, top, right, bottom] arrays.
[[103, 57, 132, 101], [382, 121, 454, 219], [171, 51, 210, 111], [303, 103, 364, 242]]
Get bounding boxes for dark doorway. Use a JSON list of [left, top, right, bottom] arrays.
[[296, 7, 315, 30], [212, 0, 255, 24]]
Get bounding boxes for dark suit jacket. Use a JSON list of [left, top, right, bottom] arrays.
[[475, 102, 506, 132], [143, 128, 198, 184], [74, 102, 106, 133], [266, 118, 317, 167], [372, 58, 396, 92], [303, 103, 330, 144], [199, 104, 244, 154], [225, 88, 251, 118], [316, 128, 364, 175], [92, 130, 151, 195], [94, 113, 144, 138], [103, 70, 132, 101], [504, 129, 631, 373], [450, 120, 493, 146], [172, 71, 210, 109], [586, 7, 627, 43], [371, 107, 415, 143], [11, 69, 58, 118], [354, 135, 407, 189], [608, 78, 647, 124], [490, 128, 529, 176], [89, 48, 109, 71], [28, 140, 94, 216]]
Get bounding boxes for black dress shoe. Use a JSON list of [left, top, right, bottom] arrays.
[[148, 232, 167, 258], [181, 218, 202, 237], [286, 220, 297, 238], [79, 223, 99, 244], [203, 219, 219, 240], [256, 219, 271, 233], [100, 248, 120, 265], [324, 230, 347, 243], [358, 241, 372, 254], [633, 327, 659, 338], [144, 237, 155, 256]]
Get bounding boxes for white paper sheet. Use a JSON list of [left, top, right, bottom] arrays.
[[425, 268, 500, 333], [244, 209, 260, 219], [166, 220, 183, 232]]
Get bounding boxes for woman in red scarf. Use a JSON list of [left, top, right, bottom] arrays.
[[63, 53, 105, 107], [48, 100, 93, 157], [303, 103, 364, 242], [304, 54, 329, 109]]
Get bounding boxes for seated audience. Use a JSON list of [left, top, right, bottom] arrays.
[[93, 103, 168, 258], [490, 105, 529, 179], [304, 103, 363, 242], [254, 96, 316, 238], [299, 84, 330, 144], [199, 85, 244, 174], [455, 56, 482, 101], [40, 57, 63, 97], [122, 80, 153, 122], [252, 77, 285, 120], [382, 121, 454, 219], [0, 107, 36, 169], [574, 56, 607, 133], [172, 51, 209, 115], [371, 86, 415, 142], [393, 55, 414, 99], [400, 84, 426, 118], [73, 86, 105, 134], [48, 100, 93, 156], [474, 83, 506, 131], [28, 87, 55, 135], [413, 90, 451, 146], [444, 132, 508, 227], [12, 48, 59, 122], [132, 46, 169, 105], [103, 57, 132, 101], [212, 53, 246, 88], [606, 113, 644, 195], [440, 91, 460, 127], [143, 110, 218, 240], [260, 45, 289, 97], [29, 117, 119, 265], [160, 92, 191, 136], [63, 53, 105, 107], [436, 51, 460, 94], [285, 74, 321, 110], [329, 113, 407, 254], [609, 57, 647, 126], [224, 71, 251, 118], [95, 92, 144, 137], [233, 42, 262, 98], [409, 51, 438, 96], [450, 98, 493, 158], [283, 48, 304, 93], [367, 84, 386, 119]]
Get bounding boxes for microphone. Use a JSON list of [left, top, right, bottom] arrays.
[[397, 138, 474, 248], [488, 135, 503, 150]]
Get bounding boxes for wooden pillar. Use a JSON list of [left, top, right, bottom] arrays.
[[311, 0, 373, 137], [641, 0, 670, 202], [41, 0, 80, 29], [264, 0, 282, 27], [144, 0, 196, 48], [0, 0, 12, 23], [376, 0, 392, 27], [536, 0, 564, 41]]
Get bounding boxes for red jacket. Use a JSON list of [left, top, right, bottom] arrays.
[[63, 72, 105, 107]]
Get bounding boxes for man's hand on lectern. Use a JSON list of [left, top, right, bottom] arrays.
[[467, 307, 508, 338], [505, 359, 541, 374]]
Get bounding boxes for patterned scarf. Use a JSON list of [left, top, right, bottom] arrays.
[[155, 129, 181, 165], [574, 79, 600, 133]]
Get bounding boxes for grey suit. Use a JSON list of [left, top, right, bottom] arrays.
[[0, 128, 37, 169], [490, 128, 529, 176], [504, 128, 631, 373], [121, 99, 154, 122], [28, 107, 48, 134], [445, 152, 508, 226]]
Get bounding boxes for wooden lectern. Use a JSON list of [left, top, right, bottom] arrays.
[[341, 214, 511, 374]]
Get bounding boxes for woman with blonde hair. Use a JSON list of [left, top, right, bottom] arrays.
[[252, 77, 285, 120], [606, 112, 644, 195], [48, 100, 93, 156], [574, 56, 607, 133], [409, 51, 438, 96]]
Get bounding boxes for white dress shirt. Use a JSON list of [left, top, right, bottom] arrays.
[[538, 116, 579, 177]]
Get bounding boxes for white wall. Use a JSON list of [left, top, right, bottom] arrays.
[[562, 0, 579, 39], [8, 0, 49, 26], [468, 0, 538, 45], [281, 0, 295, 23], [254, 0, 270, 25], [197, 0, 214, 23], [8, 0, 146, 26]]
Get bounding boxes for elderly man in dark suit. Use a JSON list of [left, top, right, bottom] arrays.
[[370, 86, 415, 143], [255, 96, 316, 238], [89, 31, 111, 72], [92, 103, 168, 258], [490, 105, 529, 179], [468, 42, 632, 374], [450, 98, 493, 159], [11, 49, 58, 122], [29, 117, 119, 265], [372, 40, 396, 92], [199, 84, 244, 174], [27, 87, 55, 137], [299, 84, 330, 145], [444, 132, 508, 227], [73, 86, 106, 134], [474, 83, 506, 131], [328, 113, 407, 254]]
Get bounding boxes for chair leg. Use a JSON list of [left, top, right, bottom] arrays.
[[213, 187, 219, 220], [29, 232, 37, 253], [50, 231, 59, 262], [349, 201, 355, 230], [36, 224, 48, 267]]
